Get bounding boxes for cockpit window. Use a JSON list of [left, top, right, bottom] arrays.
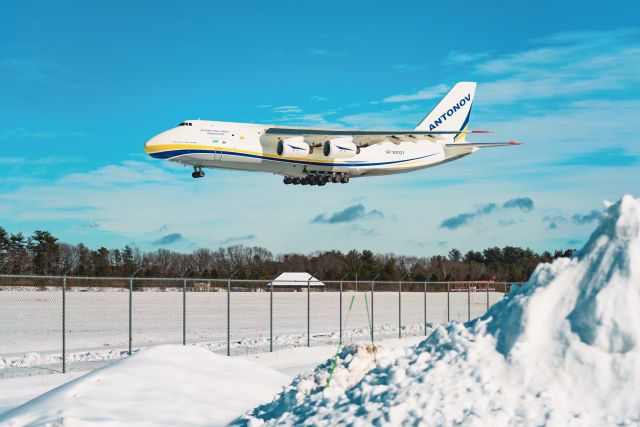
[[178, 122, 193, 127]]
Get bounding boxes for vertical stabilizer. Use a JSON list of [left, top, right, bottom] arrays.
[[414, 82, 476, 142]]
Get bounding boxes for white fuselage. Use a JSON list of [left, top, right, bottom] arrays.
[[144, 120, 473, 179]]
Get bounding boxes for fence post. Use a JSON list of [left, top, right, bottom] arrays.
[[128, 278, 133, 355], [339, 281, 343, 344], [371, 274, 379, 345], [307, 277, 311, 347], [397, 274, 408, 339], [447, 282, 450, 322], [423, 282, 427, 336], [227, 277, 231, 356], [269, 280, 273, 352], [371, 280, 374, 343], [183, 278, 186, 346], [62, 275, 66, 373], [467, 282, 471, 322], [127, 268, 142, 356], [226, 271, 238, 356], [398, 280, 402, 339], [486, 282, 490, 311]]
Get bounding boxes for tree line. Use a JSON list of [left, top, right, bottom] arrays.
[[0, 227, 575, 282]]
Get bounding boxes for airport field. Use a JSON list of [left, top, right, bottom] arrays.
[[0, 288, 506, 377]]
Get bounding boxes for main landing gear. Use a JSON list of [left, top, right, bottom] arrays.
[[283, 173, 349, 186], [192, 167, 205, 179]]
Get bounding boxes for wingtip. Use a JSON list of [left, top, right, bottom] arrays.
[[470, 130, 493, 134], [509, 140, 523, 145]]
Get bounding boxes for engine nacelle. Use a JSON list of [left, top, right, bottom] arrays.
[[277, 137, 310, 156], [323, 137, 359, 158]]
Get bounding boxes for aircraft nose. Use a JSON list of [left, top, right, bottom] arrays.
[[144, 133, 165, 153]]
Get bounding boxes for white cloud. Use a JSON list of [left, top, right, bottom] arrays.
[[382, 84, 448, 103], [472, 31, 640, 105], [0, 160, 372, 252], [0, 128, 57, 140], [0, 157, 24, 165], [336, 111, 416, 130], [0, 156, 81, 165], [378, 29, 640, 107], [0, 128, 86, 140], [444, 51, 489, 64], [271, 105, 303, 114]]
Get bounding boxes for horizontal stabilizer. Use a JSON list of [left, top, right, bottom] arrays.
[[445, 141, 522, 149]]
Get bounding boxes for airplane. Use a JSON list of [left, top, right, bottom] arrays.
[[144, 82, 520, 186]]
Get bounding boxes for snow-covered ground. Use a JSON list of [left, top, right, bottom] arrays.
[[0, 337, 423, 425], [0, 371, 86, 416], [0, 289, 503, 377], [238, 195, 640, 426], [0, 345, 290, 426]]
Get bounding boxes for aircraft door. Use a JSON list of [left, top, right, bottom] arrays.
[[215, 137, 234, 162], [210, 139, 223, 161]]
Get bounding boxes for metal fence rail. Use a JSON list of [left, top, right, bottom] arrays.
[[0, 274, 519, 378]]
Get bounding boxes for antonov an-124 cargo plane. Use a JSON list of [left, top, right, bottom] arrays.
[[144, 82, 520, 186]]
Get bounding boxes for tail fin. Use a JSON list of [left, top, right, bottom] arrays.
[[414, 82, 476, 142]]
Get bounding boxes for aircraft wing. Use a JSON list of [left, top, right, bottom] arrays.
[[264, 126, 491, 146]]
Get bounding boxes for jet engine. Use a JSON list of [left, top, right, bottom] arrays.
[[277, 137, 310, 156], [323, 137, 359, 158]]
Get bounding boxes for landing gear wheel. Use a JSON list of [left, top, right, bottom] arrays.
[[293, 177, 301, 185], [331, 176, 338, 183], [341, 175, 349, 184], [283, 177, 292, 185], [192, 167, 205, 178]]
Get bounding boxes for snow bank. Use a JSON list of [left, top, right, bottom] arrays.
[[239, 343, 406, 425], [0, 345, 289, 427], [242, 195, 640, 426]]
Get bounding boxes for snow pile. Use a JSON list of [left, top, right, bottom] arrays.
[[242, 195, 640, 426], [0, 345, 289, 426], [238, 343, 406, 425]]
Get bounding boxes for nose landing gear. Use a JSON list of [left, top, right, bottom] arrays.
[[192, 167, 205, 178]]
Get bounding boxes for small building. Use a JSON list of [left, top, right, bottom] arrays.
[[267, 272, 325, 292], [193, 281, 211, 292]]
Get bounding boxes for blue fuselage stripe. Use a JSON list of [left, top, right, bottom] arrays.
[[150, 149, 437, 167]]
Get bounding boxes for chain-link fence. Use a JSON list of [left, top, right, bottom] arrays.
[[0, 274, 519, 378]]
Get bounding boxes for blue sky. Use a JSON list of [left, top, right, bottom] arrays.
[[1, 0, 639, 255]]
